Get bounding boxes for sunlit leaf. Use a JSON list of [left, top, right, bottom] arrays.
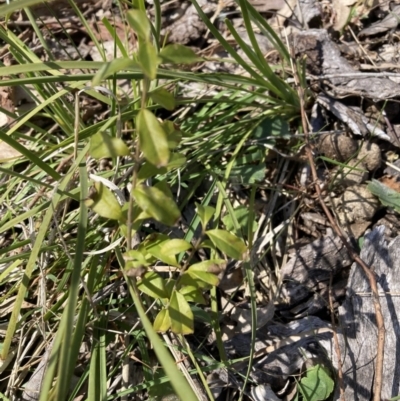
[[186, 260, 222, 286], [137, 109, 170, 167], [222, 205, 258, 234], [153, 309, 171, 332], [162, 121, 182, 149], [196, 203, 215, 230], [206, 229, 247, 260], [179, 286, 206, 304], [84, 182, 122, 220], [367, 179, 400, 213], [298, 365, 334, 401], [126, 9, 151, 40], [143, 233, 180, 267], [159, 44, 201, 64], [160, 239, 192, 255], [133, 184, 180, 226], [150, 87, 176, 110], [92, 58, 140, 86], [137, 153, 186, 182], [138, 271, 168, 299], [169, 290, 193, 335], [137, 41, 159, 80], [89, 132, 130, 159]]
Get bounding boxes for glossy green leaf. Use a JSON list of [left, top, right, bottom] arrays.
[[179, 286, 206, 304], [84, 182, 122, 220], [138, 271, 168, 299], [126, 9, 151, 40], [159, 44, 201, 64], [160, 239, 192, 255], [153, 309, 171, 333], [137, 41, 159, 80], [137, 109, 170, 167], [150, 87, 176, 110], [206, 229, 247, 260], [92, 58, 140, 86], [89, 132, 130, 159], [169, 290, 194, 335], [298, 365, 334, 401], [133, 184, 180, 226], [186, 260, 222, 286], [196, 203, 215, 229]]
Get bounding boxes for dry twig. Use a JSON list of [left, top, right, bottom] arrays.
[[291, 51, 385, 401]]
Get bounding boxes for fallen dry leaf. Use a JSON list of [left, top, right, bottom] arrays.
[[0, 141, 21, 163]]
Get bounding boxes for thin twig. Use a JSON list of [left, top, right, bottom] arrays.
[[328, 274, 345, 401], [292, 51, 385, 401]]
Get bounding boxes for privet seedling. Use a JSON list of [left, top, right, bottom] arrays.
[[84, 8, 248, 335]]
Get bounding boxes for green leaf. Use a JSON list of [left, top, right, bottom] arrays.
[[123, 250, 149, 269], [137, 271, 168, 299], [153, 309, 171, 332], [142, 233, 180, 267], [367, 179, 400, 212], [253, 117, 290, 140], [169, 290, 194, 335], [186, 260, 222, 286], [179, 286, 206, 304], [84, 182, 122, 220], [196, 203, 215, 229], [298, 365, 334, 401], [92, 58, 140, 86], [159, 44, 201, 64], [137, 41, 159, 80], [160, 239, 192, 255], [222, 206, 258, 234], [150, 87, 176, 111], [126, 9, 151, 40], [162, 121, 182, 149], [137, 153, 186, 182], [137, 109, 170, 167], [89, 132, 130, 159], [231, 163, 265, 184], [206, 229, 247, 260], [133, 184, 181, 227]]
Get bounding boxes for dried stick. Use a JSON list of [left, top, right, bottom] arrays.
[[292, 58, 385, 401]]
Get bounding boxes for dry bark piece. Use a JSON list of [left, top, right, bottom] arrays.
[[317, 94, 391, 141], [319, 133, 358, 162], [358, 141, 381, 170], [332, 159, 368, 186], [281, 235, 352, 308], [294, 29, 400, 100], [335, 226, 400, 400], [333, 185, 379, 224], [359, 5, 400, 36]]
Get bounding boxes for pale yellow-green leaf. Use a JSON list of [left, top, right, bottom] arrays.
[[169, 290, 193, 335], [179, 286, 206, 304], [159, 44, 201, 64], [162, 121, 182, 149], [160, 239, 192, 255], [137, 153, 186, 182], [126, 9, 151, 40], [138, 271, 168, 299], [137, 109, 170, 167], [84, 182, 122, 220], [137, 41, 159, 80], [150, 87, 176, 111], [133, 185, 180, 226], [206, 229, 247, 260], [196, 203, 215, 230], [153, 308, 171, 332], [92, 58, 140, 86], [142, 233, 180, 267], [89, 132, 130, 159]]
